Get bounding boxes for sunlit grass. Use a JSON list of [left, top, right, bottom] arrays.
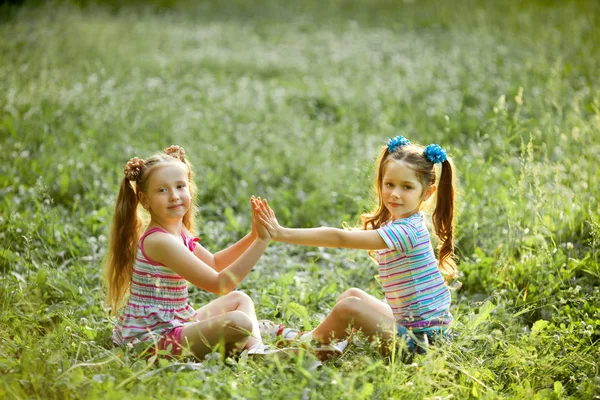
[[1, 0, 599, 398]]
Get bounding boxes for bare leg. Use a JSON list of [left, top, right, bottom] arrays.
[[335, 288, 394, 318], [194, 291, 261, 348], [312, 290, 396, 345], [180, 311, 253, 359]]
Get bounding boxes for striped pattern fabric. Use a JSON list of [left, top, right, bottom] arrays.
[[112, 228, 198, 346], [376, 212, 453, 332]]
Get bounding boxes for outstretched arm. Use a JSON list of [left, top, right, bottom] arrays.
[[193, 196, 259, 272], [253, 198, 387, 251], [146, 202, 271, 295]]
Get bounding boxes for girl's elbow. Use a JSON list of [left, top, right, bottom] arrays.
[[215, 279, 234, 295], [212, 258, 225, 272], [193, 277, 226, 295], [217, 286, 233, 296], [214, 273, 236, 295]]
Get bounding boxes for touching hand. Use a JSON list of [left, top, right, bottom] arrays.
[[250, 196, 259, 239], [253, 198, 282, 240], [251, 197, 271, 241]]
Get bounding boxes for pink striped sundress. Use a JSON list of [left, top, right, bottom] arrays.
[[112, 227, 199, 347]]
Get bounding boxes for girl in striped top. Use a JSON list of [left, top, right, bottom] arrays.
[[106, 145, 275, 359], [253, 136, 459, 355]]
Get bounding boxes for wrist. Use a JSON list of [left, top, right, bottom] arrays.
[[256, 236, 271, 243], [272, 227, 284, 241]]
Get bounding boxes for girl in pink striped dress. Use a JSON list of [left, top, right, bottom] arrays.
[[254, 136, 459, 356], [106, 145, 275, 358]]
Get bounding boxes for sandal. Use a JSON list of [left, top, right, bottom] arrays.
[[247, 342, 298, 358], [309, 337, 351, 361], [310, 343, 343, 361], [258, 319, 304, 345], [258, 320, 353, 360]]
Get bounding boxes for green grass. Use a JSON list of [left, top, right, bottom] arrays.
[[1, 0, 599, 398]]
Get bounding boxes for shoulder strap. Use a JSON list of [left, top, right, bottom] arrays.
[[140, 227, 169, 242], [138, 227, 169, 265]]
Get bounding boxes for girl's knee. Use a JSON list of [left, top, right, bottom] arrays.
[[337, 288, 365, 303], [224, 310, 253, 334], [226, 291, 253, 306], [332, 296, 362, 317]]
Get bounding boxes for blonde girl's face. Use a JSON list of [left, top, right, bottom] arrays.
[[140, 163, 191, 223], [381, 159, 435, 220]]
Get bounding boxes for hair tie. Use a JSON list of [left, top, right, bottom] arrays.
[[387, 136, 410, 153], [123, 157, 145, 181], [164, 145, 186, 161], [424, 144, 447, 163]]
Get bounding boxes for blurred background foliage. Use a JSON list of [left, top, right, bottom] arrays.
[[1, 0, 599, 398]]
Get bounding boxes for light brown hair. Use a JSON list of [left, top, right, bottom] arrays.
[[105, 148, 196, 313], [360, 142, 458, 280]]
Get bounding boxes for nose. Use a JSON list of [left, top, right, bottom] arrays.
[[170, 190, 180, 201], [391, 188, 402, 199]]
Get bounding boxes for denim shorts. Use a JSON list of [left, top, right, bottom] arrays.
[[396, 325, 448, 354]]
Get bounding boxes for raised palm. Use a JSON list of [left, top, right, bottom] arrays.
[[251, 197, 271, 240], [253, 198, 281, 240]]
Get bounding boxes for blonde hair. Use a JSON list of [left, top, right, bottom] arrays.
[[105, 147, 197, 314], [360, 141, 458, 281]]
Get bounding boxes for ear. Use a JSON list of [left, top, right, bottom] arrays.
[[423, 185, 436, 202]]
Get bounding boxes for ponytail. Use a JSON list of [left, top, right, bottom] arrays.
[[105, 178, 143, 314], [432, 159, 457, 281], [180, 156, 196, 234]]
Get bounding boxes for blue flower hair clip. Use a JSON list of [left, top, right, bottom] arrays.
[[424, 144, 447, 163], [387, 136, 411, 153]]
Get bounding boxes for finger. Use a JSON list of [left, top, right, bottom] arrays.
[[257, 209, 270, 220], [264, 199, 275, 218], [258, 216, 271, 226], [265, 200, 273, 212], [261, 199, 269, 213], [258, 199, 269, 214]]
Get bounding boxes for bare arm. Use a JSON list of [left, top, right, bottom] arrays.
[[193, 232, 256, 272], [192, 197, 258, 272], [146, 203, 271, 294], [253, 198, 387, 251]]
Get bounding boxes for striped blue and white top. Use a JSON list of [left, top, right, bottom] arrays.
[[376, 212, 453, 332]]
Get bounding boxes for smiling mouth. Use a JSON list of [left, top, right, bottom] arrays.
[[168, 205, 183, 209], [389, 202, 402, 207]]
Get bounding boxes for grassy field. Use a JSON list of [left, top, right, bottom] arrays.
[[1, 0, 599, 398]]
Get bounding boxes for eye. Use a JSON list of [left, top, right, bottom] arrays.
[[385, 182, 394, 188], [178, 183, 187, 189], [403, 185, 413, 190], [158, 188, 167, 193]]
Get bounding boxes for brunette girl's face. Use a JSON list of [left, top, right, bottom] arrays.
[[140, 163, 191, 222], [381, 159, 435, 220]]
